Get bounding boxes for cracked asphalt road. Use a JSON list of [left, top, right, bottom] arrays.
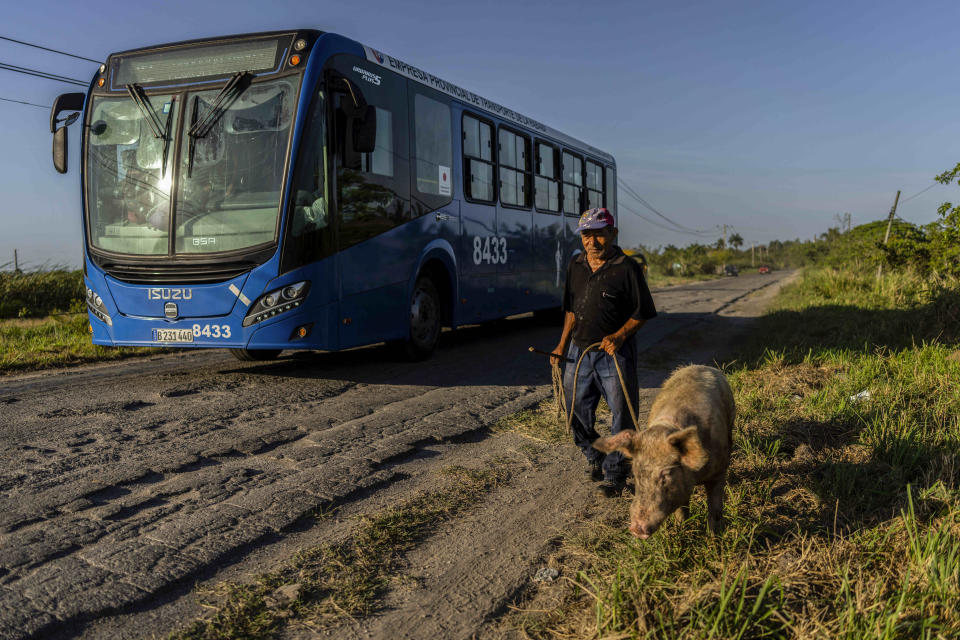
[[0, 271, 791, 639]]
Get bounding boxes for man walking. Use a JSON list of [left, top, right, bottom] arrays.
[[551, 208, 657, 497]]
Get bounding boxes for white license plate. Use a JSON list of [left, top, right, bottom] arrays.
[[152, 328, 194, 343]]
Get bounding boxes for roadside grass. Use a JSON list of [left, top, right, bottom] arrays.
[[0, 268, 83, 318], [0, 313, 157, 374], [644, 269, 719, 289], [499, 267, 960, 639], [170, 465, 509, 639]]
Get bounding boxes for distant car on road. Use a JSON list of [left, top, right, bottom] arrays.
[[724, 265, 739, 277], [758, 265, 771, 274]]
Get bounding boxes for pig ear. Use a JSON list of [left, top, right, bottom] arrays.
[[667, 427, 708, 471], [592, 430, 639, 458]]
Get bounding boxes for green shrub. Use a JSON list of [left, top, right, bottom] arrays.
[[0, 269, 85, 319]]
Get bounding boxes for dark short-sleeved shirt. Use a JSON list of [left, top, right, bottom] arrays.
[[562, 246, 657, 348]]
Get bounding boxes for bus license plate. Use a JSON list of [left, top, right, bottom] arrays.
[[152, 328, 194, 343]]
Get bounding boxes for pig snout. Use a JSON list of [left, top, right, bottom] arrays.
[[629, 521, 655, 539]]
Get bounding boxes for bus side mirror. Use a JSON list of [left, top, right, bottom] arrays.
[[50, 92, 85, 174], [53, 126, 69, 174], [353, 105, 377, 154]]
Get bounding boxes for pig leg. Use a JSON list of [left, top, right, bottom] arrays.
[[674, 502, 690, 525], [705, 476, 726, 534]]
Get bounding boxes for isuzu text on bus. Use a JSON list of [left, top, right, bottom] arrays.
[[50, 30, 616, 360]]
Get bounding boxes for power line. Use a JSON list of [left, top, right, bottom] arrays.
[[0, 35, 100, 64], [618, 178, 695, 232], [617, 177, 716, 234], [0, 61, 87, 86], [0, 95, 48, 109], [899, 182, 938, 205], [619, 201, 719, 237]]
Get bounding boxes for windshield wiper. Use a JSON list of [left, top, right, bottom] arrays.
[[188, 71, 252, 139], [125, 85, 176, 177], [160, 97, 175, 178], [187, 96, 199, 178], [186, 71, 252, 178], [125, 84, 166, 139]]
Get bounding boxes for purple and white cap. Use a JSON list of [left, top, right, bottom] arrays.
[[577, 207, 615, 232]]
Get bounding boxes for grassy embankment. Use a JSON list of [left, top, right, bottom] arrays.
[[0, 269, 156, 373], [499, 267, 960, 638]]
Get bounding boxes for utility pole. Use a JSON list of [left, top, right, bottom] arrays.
[[751, 243, 755, 268], [876, 190, 901, 280], [722, 224, 727, 248], [13, 249, 19, 274]]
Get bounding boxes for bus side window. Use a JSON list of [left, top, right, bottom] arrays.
[[562, 151, 584, 216], [329, 54, 411, 251], [409, 85, 453, 215], [586, 159, 604, 209], [605, 165, 616, 218], [498, 127, 531, 209], [535, 141, 559, 212], [463, 113, 495, 203]]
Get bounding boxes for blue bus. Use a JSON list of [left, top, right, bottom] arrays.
[[50, 30, 616, 360]]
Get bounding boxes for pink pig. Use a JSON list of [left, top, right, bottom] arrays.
[[593, 365, 735, 538]]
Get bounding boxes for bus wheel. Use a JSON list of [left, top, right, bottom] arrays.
[[230, 348, 282, 361], [404, 276, 441, 360]]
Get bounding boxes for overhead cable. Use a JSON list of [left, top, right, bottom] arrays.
[[0, 61, 87, 86], [899, 182, 938, 205], [617, 177, 716, 234], [619, 201, 719, 237], [0, 95, 48, 109], [0, 35, 101, 63]]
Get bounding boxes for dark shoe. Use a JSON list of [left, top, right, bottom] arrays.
[[585, 461, 603, 482], [595, 479, 626, 498]]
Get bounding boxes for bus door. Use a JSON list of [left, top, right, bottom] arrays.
[[404, 83, 458, 313], [282, 81, 339, 349], [459, 111, 498, 323], [328, 55, 414, 349], [496, 126, 533, 316], [533, 140, 564, 308]]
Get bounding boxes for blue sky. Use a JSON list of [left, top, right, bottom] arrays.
[[2, 0, 959, 267]]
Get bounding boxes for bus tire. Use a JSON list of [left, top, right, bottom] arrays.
[[230, 348, 282, 361], [403, 275, 441, 360]]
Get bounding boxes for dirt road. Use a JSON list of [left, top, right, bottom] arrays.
[[0, 271, 793, 639]]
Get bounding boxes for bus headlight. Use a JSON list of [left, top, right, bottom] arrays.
[[242, 281, 310, 327], [87, 287, 112, 326]]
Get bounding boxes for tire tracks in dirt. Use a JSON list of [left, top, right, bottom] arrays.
[[0, 272, 794, 639]]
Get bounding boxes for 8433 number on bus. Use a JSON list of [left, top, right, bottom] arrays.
[[472, 236, 507, 265]]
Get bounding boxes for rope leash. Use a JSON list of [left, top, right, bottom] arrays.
[[552, 342, 642, 435]]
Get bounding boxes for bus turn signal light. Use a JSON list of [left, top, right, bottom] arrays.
[[290, 55, 301, 66], [289, 324, 312, 341]]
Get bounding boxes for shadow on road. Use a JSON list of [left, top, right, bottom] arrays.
[[217, 310, 728, 389]]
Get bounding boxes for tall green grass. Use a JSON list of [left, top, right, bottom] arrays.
[[0, 268, 84, 318], [0, 313, 156, 373], [504, 267, 960, 639]]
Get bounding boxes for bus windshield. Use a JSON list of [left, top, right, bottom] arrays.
[[85, 75, 298, 257], [86, 93, 177, 255]]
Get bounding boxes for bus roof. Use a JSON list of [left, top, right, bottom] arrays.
[[357, 42, 615, 166], [103, 30, 615, 166]]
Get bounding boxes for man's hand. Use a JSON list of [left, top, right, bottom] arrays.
[[600, 333, 625, 357], [550, 344, 566, 367]]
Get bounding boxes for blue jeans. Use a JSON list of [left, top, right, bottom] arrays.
[[563, 339, 639, 482]]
